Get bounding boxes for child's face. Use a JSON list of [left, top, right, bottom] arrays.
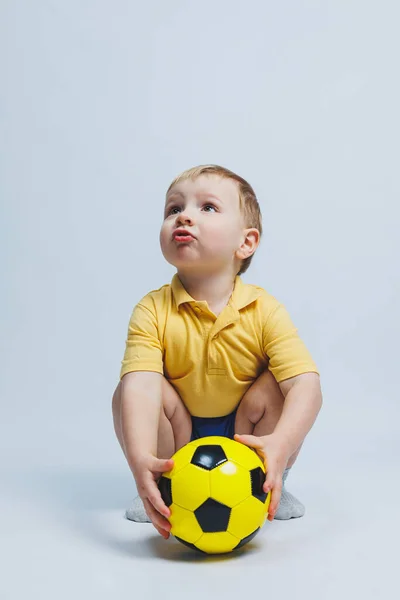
[[160, 174, 250, 275]]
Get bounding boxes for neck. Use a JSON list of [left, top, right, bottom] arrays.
[[177, 270, 237, 310]]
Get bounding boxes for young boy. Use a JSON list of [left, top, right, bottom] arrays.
[[112, 165, 322, 539]]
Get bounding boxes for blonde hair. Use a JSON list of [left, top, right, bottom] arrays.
[[166, 164, 262, 275]]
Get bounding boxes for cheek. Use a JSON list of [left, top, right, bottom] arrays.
[[203, 233, 237, 256], [159, 225, 170, 249], [204, 223, 238, 247]]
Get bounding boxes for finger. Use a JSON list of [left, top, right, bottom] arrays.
[[143, 475, 171, 518], [154, 525, 169, 539], [143, 498, 171, 538], [263, 470, 276, 494], [148, 485, 171, 519], [267, 481, 282, 521]]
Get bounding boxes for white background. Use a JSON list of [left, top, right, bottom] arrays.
[[1, 1, 399, 598]]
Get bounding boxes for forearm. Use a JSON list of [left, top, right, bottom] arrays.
[[273, 378, 323, 457], [120, 375, 162, 474]]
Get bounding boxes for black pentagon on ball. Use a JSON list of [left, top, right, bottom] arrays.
[[158, 476, 172, 507], [191, 445, 228, 470], [234, 527, 260, 550], [250, 467, 268, 502], [174, 536, 207, 554], [194, 498, 231, 532]]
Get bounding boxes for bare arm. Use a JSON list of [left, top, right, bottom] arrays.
[[120, 371, 173, 538], [120, 370, 162, 474], [274, 372, 323, 455]]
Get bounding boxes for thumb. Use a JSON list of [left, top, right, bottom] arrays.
[[151, 457, 174, 473], [234, 433, 263, 450]]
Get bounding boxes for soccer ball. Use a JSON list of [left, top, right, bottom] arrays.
[[158, 435, 271, 554]]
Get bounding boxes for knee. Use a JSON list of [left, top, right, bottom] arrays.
[[240, 387, 266, 425], [161, 376, 182, 420], [240, 370, 284, 422], [261, 369, 284, 399]]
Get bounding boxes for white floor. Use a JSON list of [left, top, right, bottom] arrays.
[[2, 401, 398, 600]]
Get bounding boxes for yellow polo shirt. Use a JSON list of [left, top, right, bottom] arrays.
[[119, 274, 319, 417]]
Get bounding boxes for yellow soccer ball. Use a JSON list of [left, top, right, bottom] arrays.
[[158, 436, 271, 554]]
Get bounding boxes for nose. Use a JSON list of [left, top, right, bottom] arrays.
[[175, 210, 194, 226]]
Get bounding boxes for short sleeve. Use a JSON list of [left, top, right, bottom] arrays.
[[262, 303, 319, 382], [119, 302, 164, 380]]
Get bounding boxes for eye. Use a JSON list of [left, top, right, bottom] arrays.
[[166, 206, 181, 216], [165, 204, 217, 217]]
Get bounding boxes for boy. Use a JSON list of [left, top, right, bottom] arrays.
[[112, 165, 322, 539]]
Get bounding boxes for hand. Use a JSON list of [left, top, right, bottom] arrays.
[[132, 454, 174, 538], [234, 432, 291, 521]]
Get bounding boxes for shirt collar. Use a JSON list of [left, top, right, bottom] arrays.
[[171, 273, 262, 312]]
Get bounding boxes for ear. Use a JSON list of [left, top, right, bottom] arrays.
[[236, 228, 260, 260]]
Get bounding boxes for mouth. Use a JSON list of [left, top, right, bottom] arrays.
[[173, 229, 195, 243]]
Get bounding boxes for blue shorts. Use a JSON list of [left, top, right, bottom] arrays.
[[190, 409, 237, 441]]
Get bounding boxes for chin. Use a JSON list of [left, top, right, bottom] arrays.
[[162, 252, 185, 269], [164, 256, 203, 273]]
